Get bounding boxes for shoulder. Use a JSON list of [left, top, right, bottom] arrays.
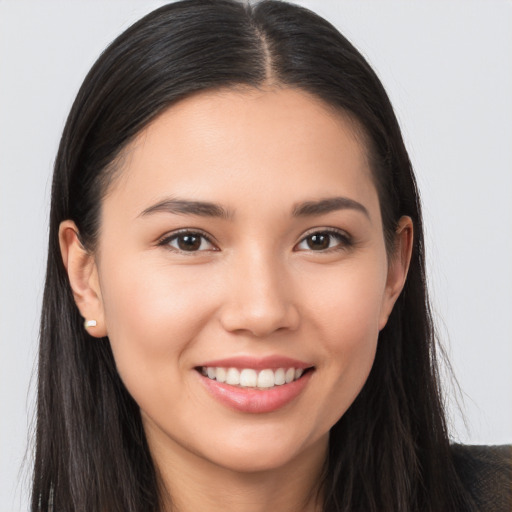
[[451, 444, 512, 512]]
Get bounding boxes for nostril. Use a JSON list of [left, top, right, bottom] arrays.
[[219, 302, 300, 337]]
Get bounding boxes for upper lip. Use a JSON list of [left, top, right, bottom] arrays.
[[197, 355, 313, 371]]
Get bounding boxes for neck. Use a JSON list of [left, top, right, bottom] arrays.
[[145, 422, 327, 512]]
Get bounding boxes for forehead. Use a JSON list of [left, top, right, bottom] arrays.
[[104, 87, 378, 218]]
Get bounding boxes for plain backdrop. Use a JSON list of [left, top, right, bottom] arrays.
[[1, 1, 511, 510]]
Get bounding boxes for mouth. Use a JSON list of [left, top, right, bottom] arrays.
[[195, 359, 315, 413], [196, 366, 313, 390]]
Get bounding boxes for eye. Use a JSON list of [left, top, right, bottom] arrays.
[[158, 230, 217, 253], [295, 229, 351, 252]]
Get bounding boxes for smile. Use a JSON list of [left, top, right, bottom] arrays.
[[197, 359, 314, 413], [200, 366, 305, 389]]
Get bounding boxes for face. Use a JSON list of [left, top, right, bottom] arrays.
[[62, 88, 410, 474]]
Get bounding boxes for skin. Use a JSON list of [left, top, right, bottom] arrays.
[[60, 87, 413, 512]]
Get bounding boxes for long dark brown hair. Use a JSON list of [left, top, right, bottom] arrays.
[[33, 1, 474, 510]]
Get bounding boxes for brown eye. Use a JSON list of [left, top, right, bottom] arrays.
[[161, 231, 216, 252], [296, 230, 351, 252], [176, 234, 202, 251], [308, 233, 330, 250]]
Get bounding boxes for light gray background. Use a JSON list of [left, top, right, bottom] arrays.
[[1, 1, 511, 510]]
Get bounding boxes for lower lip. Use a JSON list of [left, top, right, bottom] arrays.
[[199, 371, 313, 414]]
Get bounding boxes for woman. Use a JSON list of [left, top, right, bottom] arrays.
[[32, 1, 510, 511]]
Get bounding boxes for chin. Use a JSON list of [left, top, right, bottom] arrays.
[[211, 447, 301, 474], [199, 428, 327, 474]]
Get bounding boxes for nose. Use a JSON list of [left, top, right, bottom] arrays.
[[218, 249, 300, 337]]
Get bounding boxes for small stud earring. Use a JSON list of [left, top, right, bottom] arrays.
[[84, 319, 97, 329]]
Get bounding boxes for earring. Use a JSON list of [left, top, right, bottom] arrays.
[[84, 319, 97, 329]]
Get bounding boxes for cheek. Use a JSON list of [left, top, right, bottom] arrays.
[[97, 255, 218, 392], [302, 258, 387, 403], [305, 256, 387, 344]]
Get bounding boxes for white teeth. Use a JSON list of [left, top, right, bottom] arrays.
[[216, 367, 227, 383], [226, 368, 240, 385], [201, 366, 308, 389], [257, 369, 275, 388], [274, 368, 285, 386], [239, 368, 257, 387]]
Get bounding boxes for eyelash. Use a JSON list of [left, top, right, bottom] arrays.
[[157, 228, 352, 254], [296, 228, 353, 252]]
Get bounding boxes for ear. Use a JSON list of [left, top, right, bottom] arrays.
[[59, 220, 107, 338], [378, 216, 414, 331]]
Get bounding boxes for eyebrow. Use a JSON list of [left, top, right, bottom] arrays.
[[292, 196, 370, 219], [139, 196, 369, 220], [139, 198, 233, 219]]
